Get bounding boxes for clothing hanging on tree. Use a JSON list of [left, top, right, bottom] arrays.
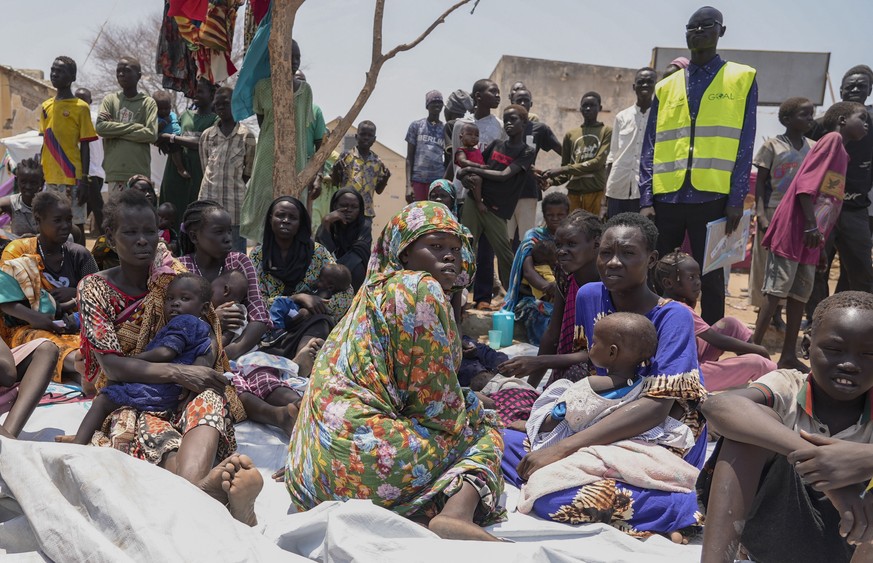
[[156, 1, 199, 97], [156, 0, 242, 96]]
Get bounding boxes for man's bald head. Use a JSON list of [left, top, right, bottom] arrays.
[[688, 6, 723, 25]]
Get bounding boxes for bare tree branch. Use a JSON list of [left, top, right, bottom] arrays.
[[383, 0, 471, 59], [81, 12, 183, 113], [283, 0, 475, 199]]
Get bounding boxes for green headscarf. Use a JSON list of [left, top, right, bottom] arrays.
[[427, 179, 459, 218], [367, 201, 474, 291]]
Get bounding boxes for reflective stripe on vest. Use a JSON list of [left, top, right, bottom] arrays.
[[652, 62, 756, 195]]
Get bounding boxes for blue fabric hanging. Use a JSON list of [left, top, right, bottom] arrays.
[[232, 5, 273, 121]]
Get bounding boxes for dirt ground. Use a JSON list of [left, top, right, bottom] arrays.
[[723, 264, 839, 365]]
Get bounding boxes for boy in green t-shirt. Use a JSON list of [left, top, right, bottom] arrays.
[[96, 57, 158, 193]]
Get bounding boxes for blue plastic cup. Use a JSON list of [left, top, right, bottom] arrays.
[[488, 330, 503, 349]]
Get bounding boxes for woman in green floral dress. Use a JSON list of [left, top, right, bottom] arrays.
[[286, 201, 506, 541]]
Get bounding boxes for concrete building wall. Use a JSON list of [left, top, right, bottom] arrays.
[[0, 67, 55, 135], [489, 55, 640, 172]]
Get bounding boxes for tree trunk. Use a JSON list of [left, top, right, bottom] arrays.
[[270, 0, 305, 198]]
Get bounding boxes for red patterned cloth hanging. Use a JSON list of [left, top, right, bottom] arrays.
[[163, 0, 241, 87]]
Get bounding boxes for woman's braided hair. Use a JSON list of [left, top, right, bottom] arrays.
[[179, 200, 225, 256]]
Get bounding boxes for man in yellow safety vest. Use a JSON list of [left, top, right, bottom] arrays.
[[639, 6, 757, 325]]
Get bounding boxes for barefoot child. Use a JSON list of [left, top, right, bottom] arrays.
[[656, 250, 776, 391], [750, 97, 816, 330], [153, 91, 189, 179], [753, 101, 869, 371], [699, 291, 873, 563], [69, 273, 216, 444]]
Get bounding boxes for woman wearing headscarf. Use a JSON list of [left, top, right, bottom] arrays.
[[286, 202, 506, 541], [314, 187, 372, 292], [427, 179, 459, 218], [250, 196, 352, 355]]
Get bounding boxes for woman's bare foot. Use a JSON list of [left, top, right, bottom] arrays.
[[428, 514, 500, 542], [668, 531, 689, 544], [198, 456, 237, 504], [54, 434, 76, 443], [777, 356, 809, 373], [279, 403, 299, 437], [292, 338, 324, 378], [222, 454, 263, 526]]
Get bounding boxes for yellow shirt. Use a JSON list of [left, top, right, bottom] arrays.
[[39, 98, 98, 185], [523, 263, 556, 300]]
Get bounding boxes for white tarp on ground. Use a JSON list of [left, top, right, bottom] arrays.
[[0, 436, 302, 562], [0, 344, 703, 562]]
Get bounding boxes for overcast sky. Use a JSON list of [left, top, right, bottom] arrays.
[[9, 0, 873, 153]]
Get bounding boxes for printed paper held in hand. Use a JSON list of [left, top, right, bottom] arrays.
[[701, 209, 752, 275]]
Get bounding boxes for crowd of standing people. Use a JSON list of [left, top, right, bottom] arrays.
[[3, 4, 873, 561]]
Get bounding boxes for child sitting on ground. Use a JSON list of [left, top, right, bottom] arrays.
[[67, 273, 216, 445], [460, 335, 509, 390], [523, 240, 557, 301], [153, 91, 189, 179], [157, 202, 180, 256], [699, 291, 873, 563], [454, 122, 488, 195], [656, 250, 776, 391], [214, 268, 322, 436], [753, 100, 869, 372]]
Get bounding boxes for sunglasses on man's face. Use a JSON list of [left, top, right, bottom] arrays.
[[686, 21, 721, 32]]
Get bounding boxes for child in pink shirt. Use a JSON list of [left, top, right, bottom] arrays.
[[657, 251, 776, 391], [753, 101, 869, 372]]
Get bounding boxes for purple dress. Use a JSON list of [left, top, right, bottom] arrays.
[[501, 282, 708, 536]]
